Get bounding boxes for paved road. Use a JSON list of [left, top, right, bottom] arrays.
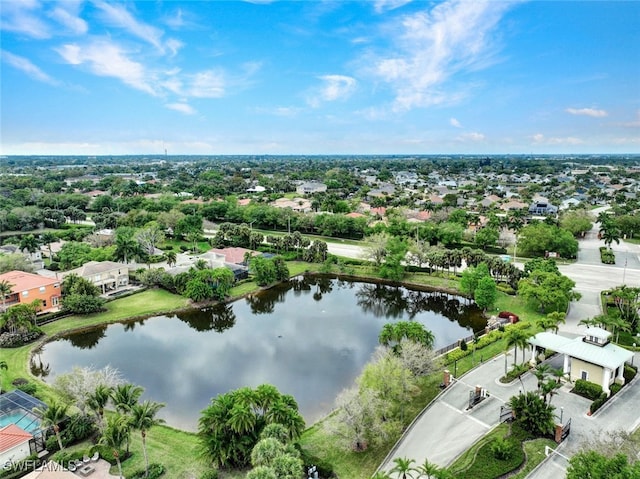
[[371, 213, 640, 478]]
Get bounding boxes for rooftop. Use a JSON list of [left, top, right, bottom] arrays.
[[0, 271, 59, 292]]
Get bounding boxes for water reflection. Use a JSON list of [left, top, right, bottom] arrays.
[[34, 276, 485, 431]]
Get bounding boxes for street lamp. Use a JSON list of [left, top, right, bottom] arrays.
[[560, 406, 564, 424]]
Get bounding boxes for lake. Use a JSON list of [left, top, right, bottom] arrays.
[[33, 276, 486, 431]]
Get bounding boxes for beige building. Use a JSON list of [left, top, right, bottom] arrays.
[[528, 328, 634, 395], [63, 261, 129, 295]]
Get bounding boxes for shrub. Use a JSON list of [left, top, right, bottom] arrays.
[[496, 284, 516, 295], [45, 435, 60, 453], [624, 364, 637, 383], [129, 464, 166, 479], [460, 339, 468, 351], [590, 392, 608, 414], [199, 470, 219, 479], [48, 261, 60, 271], [599, 247, 615, 264], [573, 379, 603, 400], [502, 364, 529, 383], [445, 347, 472, 363], [0, 331, 43, 347], [16, 382, 37, 395], [491, 437, 514, 460], [610, 383, 622, 396]]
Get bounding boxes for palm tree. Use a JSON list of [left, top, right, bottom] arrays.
[[87, 384, 113, 431], [165, 250, 177, 268], [115, 231, 139, 264], [130, 400, 165, 478], [600, 223, 621, 250], [0, 279, 14, 312], [41, 232, 57, 261], [34, 401, 69, 451], [533, 364, 552, 391], [111, 384, 143, 453], [390, 457, 416, 479], [505, 329, 530, 368], [97, 414, 130, 479], [0, 360, 7, 394], [602, 315, 631, 343], [416, 458, 441, 478], [546, 311, 566, 334], [19, 234, 39, 255]]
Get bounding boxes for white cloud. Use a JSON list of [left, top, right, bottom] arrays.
[[373, 0, 413, 14], [49, 4, 88, 35], [94, 1, 180, 55], [187, 71, 226, 98], [308, 75, 357, 107], [531, 133, 583, 145], [1, 50, 59, 85], [459, 131, 485, 142], [369, 0, 512, 111], [165, 102, 196, 115], [0, 0, 51, 39], [449, 117, 462, 128], [56, 40, 157, 96], [618, 110, 640, 128], [566, 107, 608, 118]]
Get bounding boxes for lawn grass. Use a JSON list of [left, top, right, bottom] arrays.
[[448, 423, 543, 479], [41, 289, 190, 337]]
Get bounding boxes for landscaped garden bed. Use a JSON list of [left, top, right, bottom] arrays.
[[599, 246, 615, 264]]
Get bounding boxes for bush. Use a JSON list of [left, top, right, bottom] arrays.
[[491, 437, 515, 460], [501, 364, 529, 383], [129, 463, 166, 479], [460, 339, 468, 351], [496, 284, 516, 295], [45, 435, 60, 453], [590, 392, 608, 414], [0, 330, 43, 347], [573, 379, 603, 400], [599, 247, 615, 264], [624, 364, 637, 383], [610, 383, 622, 396], [200, 470, 219, 479], [61, 294, 105, 314], [16, 382, 37, 395], [445, 347, 472, 363], [48, 261, 60, 271]]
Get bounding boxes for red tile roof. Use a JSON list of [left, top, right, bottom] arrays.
[[0, 424, 33, 453], [210, 247, 259, 265], [0, 271, 59, 293]]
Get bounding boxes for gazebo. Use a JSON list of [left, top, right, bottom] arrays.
[[527, 327, 634, 396]]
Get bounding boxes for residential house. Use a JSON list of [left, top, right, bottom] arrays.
[[271, 197, 312, 212], [0, 424, 33, 466], [500, 200, 528, 212], [528, 328, 634, 396], [528, 199, 558, 216], [63, 261, 129, 295], [0, 245, 44, 270], [296, 182, 327, 195], [0, 271, 61, 313]]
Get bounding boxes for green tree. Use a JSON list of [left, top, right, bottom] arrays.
[[97, 413, 130, 479], [19, 234, 39, 255], [459, 263, 490, 297], [505, 328, 530, 368], [165, 250, 177, 267], [35, 401, 69, 451], [111, 383, 144, 454], [509, 391, 555, 437], [114, 227, 139, 264], [130, 400, 166, 478], [560, 209, 593, 237], [567, 451, 640, 479], [378, 321, 435, 351], [41, 232, 58, 261], [474, 276, 497, 312], [86, 384, 113, 432], [474, 227, 499, 250], [390, 457, 417, 479], [518, 270, 580, 313]]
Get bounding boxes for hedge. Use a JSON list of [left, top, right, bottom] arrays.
[[573, 379, 603, 400]]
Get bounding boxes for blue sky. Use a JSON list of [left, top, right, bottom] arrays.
[[1, 0, 639, 156]]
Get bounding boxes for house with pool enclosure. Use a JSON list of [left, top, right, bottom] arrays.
[[0, 390, 48, 467], [527, 327, 634, 396]]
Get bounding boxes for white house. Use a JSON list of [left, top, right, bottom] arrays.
[[296, 182, 327, 195], [528, 328, 634, 395], [0, 424, 33, 467]]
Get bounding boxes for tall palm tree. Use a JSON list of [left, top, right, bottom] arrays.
[[390, 457, 416, 479], [87, 384, 113, 431], [0, 279, 14, 312], [416, 458, 441, 478], [546, 311, 566, 334], [34, 401, 69, 452], [130, 400, 165, 478], [19, 234, 39, 255], [97, 414, 130, 479], [0, 360, 7, 394], [41, 232, 58, 261], [111, 384, 143, 453]]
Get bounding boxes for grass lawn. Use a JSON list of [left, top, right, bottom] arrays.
[[41, 289, 191, 337], [447, 423, 555, 479]]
